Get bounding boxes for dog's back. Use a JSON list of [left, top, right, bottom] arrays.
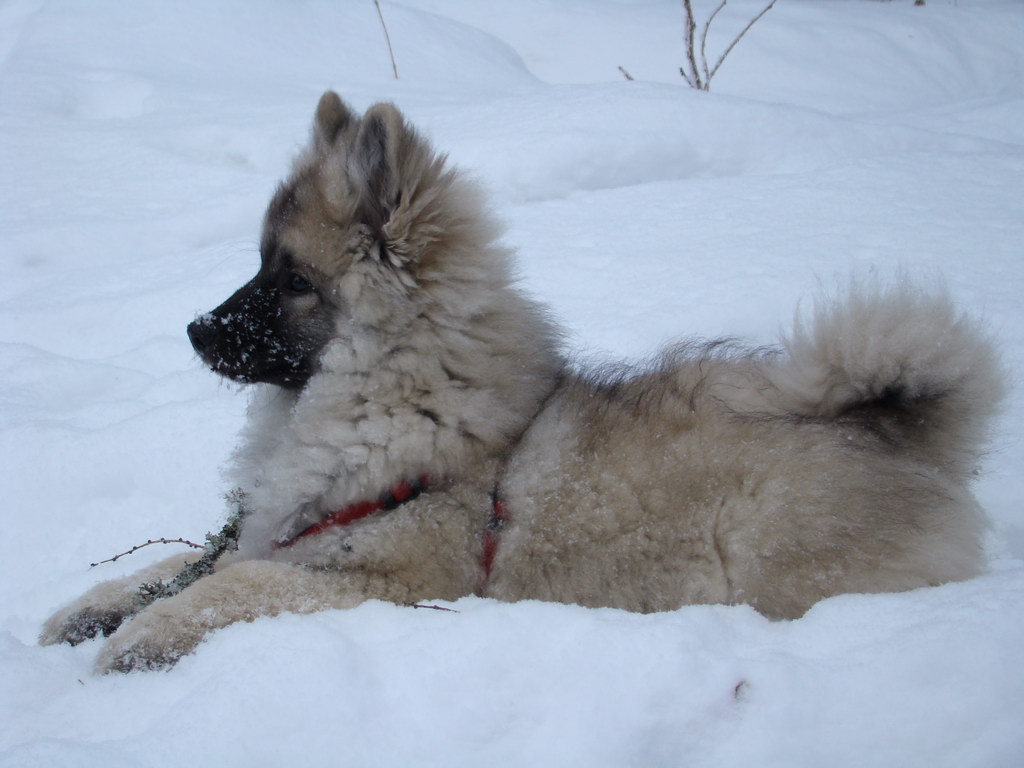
[[491, 284, 1003, 618]]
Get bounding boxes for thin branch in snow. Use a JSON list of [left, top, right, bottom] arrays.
[[681, 0, 701, 89], [706, 0, 777, 84], [131, 489, 250, 610], [90, 538, 204, 568], [618, 65, 635, 81], [374, 0, 400, 80], [680, 0, 776, 91], [700, 1, 728, 84], [408, 603, 461, 613]]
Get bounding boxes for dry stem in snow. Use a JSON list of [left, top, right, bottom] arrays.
[[90, 538, 204, 568], [680, 0, 776, 91], [375, 0, 399, 79]]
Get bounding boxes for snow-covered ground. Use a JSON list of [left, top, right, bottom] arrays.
[[2, 0, 1023, 765]]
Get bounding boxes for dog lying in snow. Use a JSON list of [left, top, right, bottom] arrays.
[[41, 92, 1004, 672]]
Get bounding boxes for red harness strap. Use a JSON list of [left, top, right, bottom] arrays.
[[272, 476, 430, 550], [271, 476, 511, 596], [477, 489, 509, 595]]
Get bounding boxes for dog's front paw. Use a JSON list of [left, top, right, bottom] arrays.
[[39, 605, 130, 646], [96, 635, 187, 673], [40, 554, 202, 649], [94, 605, 209, 674]]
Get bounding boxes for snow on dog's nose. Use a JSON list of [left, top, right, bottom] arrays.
[[186, 313, 217, 355]]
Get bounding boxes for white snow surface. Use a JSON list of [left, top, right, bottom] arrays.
[[2, 0, 1024, 765]]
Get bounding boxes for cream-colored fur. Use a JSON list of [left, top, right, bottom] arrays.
[[41, 93, 1005, 672], [39, 553, 200, 647]]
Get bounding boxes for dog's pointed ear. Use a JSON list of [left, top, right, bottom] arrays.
[[313, 91, 356, 147], [350, 102, 449, 270], [349, 103, 417, 256], [352, 103, 405, 228]]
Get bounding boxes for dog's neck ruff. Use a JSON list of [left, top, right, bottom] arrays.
[[271, 476, 431, 550]]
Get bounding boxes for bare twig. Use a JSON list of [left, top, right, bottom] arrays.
[[90, 538, 204, 567], [700, 1, 728, 84], [132, 488, 250, 610], [409, 603, 460, 613], [681, 0, 701, 89], [680, 0, 776, 91], [374, 0, 399, 80], [617, 65, 635, 81], [706, 0, 776, 84]]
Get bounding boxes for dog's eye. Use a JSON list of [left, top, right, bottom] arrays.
[[284, 273, 313, 294]]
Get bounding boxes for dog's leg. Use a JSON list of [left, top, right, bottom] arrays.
[[39, 552, 202, 646], [94, 560, 365, 673]]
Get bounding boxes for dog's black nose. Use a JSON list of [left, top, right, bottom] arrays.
[[187, 317, 215, 354]]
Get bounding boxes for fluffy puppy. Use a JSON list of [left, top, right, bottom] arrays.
[[41, 92, 1004, 672]]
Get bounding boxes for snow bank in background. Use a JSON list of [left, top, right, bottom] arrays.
[[2, 1, 1023, 766], [432, 84, 1001, 202]]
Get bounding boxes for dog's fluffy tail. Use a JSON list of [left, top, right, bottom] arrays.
[[770, 280, 1005, 477]]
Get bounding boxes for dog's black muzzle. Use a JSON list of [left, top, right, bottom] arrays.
[[187, 280, 316, 389], [186, 315, 217, 357], [187, 279, 276, 384]]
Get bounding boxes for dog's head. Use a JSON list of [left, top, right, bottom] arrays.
[[188, 91, 487, 389]]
